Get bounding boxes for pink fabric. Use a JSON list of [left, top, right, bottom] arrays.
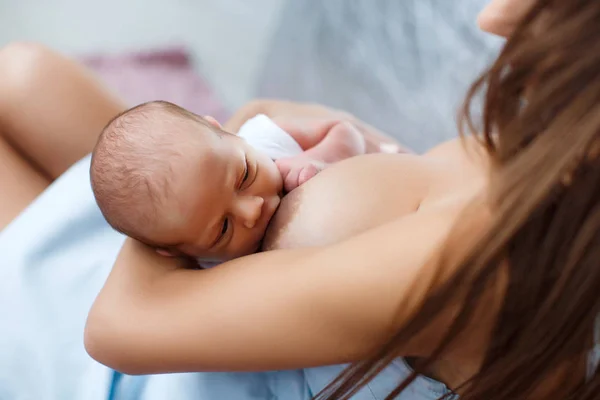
[[81, 47, 229, 123]]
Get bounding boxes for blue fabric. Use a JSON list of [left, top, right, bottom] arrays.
[[0, 155, 448, 399]]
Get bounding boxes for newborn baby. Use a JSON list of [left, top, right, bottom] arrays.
[[90, 101, 365, 264]]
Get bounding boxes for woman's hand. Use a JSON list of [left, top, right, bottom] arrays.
[[223, 99, 413, 154]]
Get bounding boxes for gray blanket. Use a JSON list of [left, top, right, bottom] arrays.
[[257, 0, 503, 152]]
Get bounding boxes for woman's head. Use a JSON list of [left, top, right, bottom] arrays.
[[321, 1, 600, 399]]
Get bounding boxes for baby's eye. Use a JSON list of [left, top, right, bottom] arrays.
[[239, 156, 250, 189], [211, 218, 230, 249], [221, 218, 229, 236], [242, 162, 250, 183]]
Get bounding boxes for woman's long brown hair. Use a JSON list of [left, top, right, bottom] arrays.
[[318, 0, 600, 399]]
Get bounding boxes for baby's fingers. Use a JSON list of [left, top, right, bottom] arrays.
[[297, 163, 321, 186], [283, 167, 301, 193]]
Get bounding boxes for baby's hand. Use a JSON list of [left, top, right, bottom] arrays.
[[275, 157, 325, 193]]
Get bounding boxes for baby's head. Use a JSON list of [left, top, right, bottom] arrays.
[[91, 101, 283, 262]]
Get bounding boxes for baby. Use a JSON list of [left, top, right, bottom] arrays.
[[90, 101, 366, 264]]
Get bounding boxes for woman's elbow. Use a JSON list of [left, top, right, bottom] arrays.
[[84, 305, 147, 375]]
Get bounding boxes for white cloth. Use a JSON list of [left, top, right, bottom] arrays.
[[237, 114, 303, 159]]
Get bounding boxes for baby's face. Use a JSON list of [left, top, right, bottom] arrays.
[[157, 126, 283, 262]]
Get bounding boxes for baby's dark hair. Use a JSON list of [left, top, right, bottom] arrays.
[[90, 100, 218, 245]]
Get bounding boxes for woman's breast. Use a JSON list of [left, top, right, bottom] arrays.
[[262, 153, 434, 251], [262, 139, 489, 252]]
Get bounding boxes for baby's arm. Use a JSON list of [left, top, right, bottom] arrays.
[[274, 117, 366, 163], [274, 118, 370, 192]]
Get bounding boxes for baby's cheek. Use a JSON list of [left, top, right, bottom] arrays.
[[229, 237, 263, 260], [268, 160, 285, 192], [274, 159, 288, 178]]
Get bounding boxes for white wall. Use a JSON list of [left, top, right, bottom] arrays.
[[0, 0, 286, 109]]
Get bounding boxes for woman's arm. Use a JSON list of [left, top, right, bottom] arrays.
[[85, 205, 460, 375]]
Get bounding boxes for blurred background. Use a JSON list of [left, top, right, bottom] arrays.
[[0, 0, 502, 152]]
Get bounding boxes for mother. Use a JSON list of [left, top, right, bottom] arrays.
[[2, 1, 598, 400], [88, 0, 600, 399]]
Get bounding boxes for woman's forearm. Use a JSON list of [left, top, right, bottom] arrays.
[[86, 241, 377, 375], [85, 206, 456, 375]]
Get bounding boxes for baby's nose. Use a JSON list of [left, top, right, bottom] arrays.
[[235, 196, 264, 229]]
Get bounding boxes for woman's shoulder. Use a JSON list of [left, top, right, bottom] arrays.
[[423, 136, 491, 175]]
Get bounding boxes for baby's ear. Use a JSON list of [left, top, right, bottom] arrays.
[[156, 248, 174, 257], [204, 116, 222, 129]]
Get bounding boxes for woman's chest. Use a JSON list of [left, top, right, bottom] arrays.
[[264, 148, 484, 250]]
